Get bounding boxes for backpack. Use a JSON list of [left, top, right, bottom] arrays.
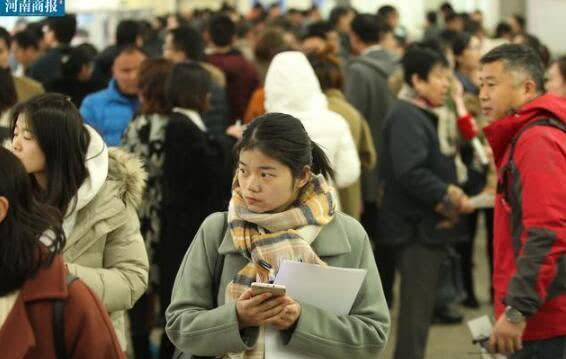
[[498, 118, 566, 207], [53, 273, 79, 359]]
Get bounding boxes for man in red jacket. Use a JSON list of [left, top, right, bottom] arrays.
[[479, 44, 566, 357]]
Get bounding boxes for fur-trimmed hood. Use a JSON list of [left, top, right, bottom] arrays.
[[107, 148, 147, 209]]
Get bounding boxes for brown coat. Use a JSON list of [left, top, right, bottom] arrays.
[[326, 89, 377, 219], [0, 256, 125, 358]]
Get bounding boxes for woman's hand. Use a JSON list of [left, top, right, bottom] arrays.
[[236, 288, 288, 329], [226, 124, 244, 140], [266, 296, 302, 331]]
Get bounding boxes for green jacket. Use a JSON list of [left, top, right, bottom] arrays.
[[166, 212, 390, 358]]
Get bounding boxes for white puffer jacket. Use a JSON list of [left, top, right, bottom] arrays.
[[264, 51, 361, 189]]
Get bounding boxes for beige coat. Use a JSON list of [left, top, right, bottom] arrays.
[[326, 89, 377, 219], [63, 148, 149, 349], [14, 76, 44, 102]]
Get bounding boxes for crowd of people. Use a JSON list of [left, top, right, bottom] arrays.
[[0, 1, 564, 359]]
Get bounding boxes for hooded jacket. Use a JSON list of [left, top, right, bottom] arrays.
[[484, 94, 566, 341], [62, 129, 149, 348], [345, 48, 397, 202], [265, 51, 360, 190]]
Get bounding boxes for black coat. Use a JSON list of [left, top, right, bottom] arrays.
[[377, 100, 468, 246], [159, 111, 233, 304]]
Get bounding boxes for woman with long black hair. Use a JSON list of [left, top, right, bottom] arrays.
[[9, 93, 148, 350], [0, 147, 124, 358]]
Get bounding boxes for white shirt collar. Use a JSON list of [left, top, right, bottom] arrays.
[[173, 107, 207, 132], [362, 44, 383, 56]]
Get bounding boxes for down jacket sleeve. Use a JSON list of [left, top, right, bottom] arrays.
[[66, 206, 149, 313], [333, 115, 361, 189]]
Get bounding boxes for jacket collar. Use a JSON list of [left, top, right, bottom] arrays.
[[0, 256, 67, 356], [107, 79, 139, 105], [484, 93, 566, 168], [21, 255, 67, 302], [218, 214, 351, 257]]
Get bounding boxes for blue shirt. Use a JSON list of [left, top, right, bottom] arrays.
[[80, 80, 139, 146]]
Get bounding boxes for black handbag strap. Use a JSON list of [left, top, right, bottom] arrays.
[[172, 214, 228, 359], [53, 273, 79, 359]]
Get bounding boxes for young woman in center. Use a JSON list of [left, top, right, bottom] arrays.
[[166, 112, 390, 359]]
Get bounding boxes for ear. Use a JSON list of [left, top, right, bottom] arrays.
[[411, 73, 424, 92], [296, 166, 312, 189], [0, 196, 9, 224], [523, 78, 538, 96]]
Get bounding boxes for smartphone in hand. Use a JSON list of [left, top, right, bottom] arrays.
[[251, 282, 286, 297]]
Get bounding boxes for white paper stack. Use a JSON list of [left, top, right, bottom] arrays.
[[265, 260, 367, 359]]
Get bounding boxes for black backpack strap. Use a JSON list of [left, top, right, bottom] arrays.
[[498, 118, 566, 202], [211, 214, 227, 307], [53, 273, 80, 359]]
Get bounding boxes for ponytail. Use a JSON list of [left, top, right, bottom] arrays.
[[311, 140, 334, 181]]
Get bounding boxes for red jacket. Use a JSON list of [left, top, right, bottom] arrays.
[[484, 94, 566, 341], [0, 256, 125, 358], [207, 49, 259, 123]]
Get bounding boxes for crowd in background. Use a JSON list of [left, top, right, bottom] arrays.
[[0, 1, 565, 358]]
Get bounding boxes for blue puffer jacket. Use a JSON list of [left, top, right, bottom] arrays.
[[80, 80, 139, 146]]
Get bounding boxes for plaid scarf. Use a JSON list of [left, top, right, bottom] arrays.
[[224, 173, 336, 359]]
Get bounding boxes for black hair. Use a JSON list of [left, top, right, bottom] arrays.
[[303, 21, 332, 41], [466, 20, 483, 36], [445, 12, 461, 23], [445, 30, 472, 57], [25, 21, 45, 44], [553, 56, 566, 82], [116, 19, 141, 46], [377, 5, 397, 19], [495, 22, 512, 38], [60, 46, 92, 78], [209, 14, 236, 47], [440, 2, 454, 13], [402, 43, 449, 87], [0, 147, 65, 296], [510, 14, 526, 31], [426, 11, 438, 25], [13, 30, 40, 50], [516, 33, 550, 68], [113, 44, 147, 66], [0, 68, 17, 114], [0, 26, 11, 48], [10, 93, 90, 215], [351, 14, 389, 44], [480, 43, 545, 93], [168, 26, 205, 61], [77, 42, 98, 60], [46, 14, 77, 44], [237, 113, 334, 180], [329, 6, 352, 28], [165, 62, 211, 112]]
